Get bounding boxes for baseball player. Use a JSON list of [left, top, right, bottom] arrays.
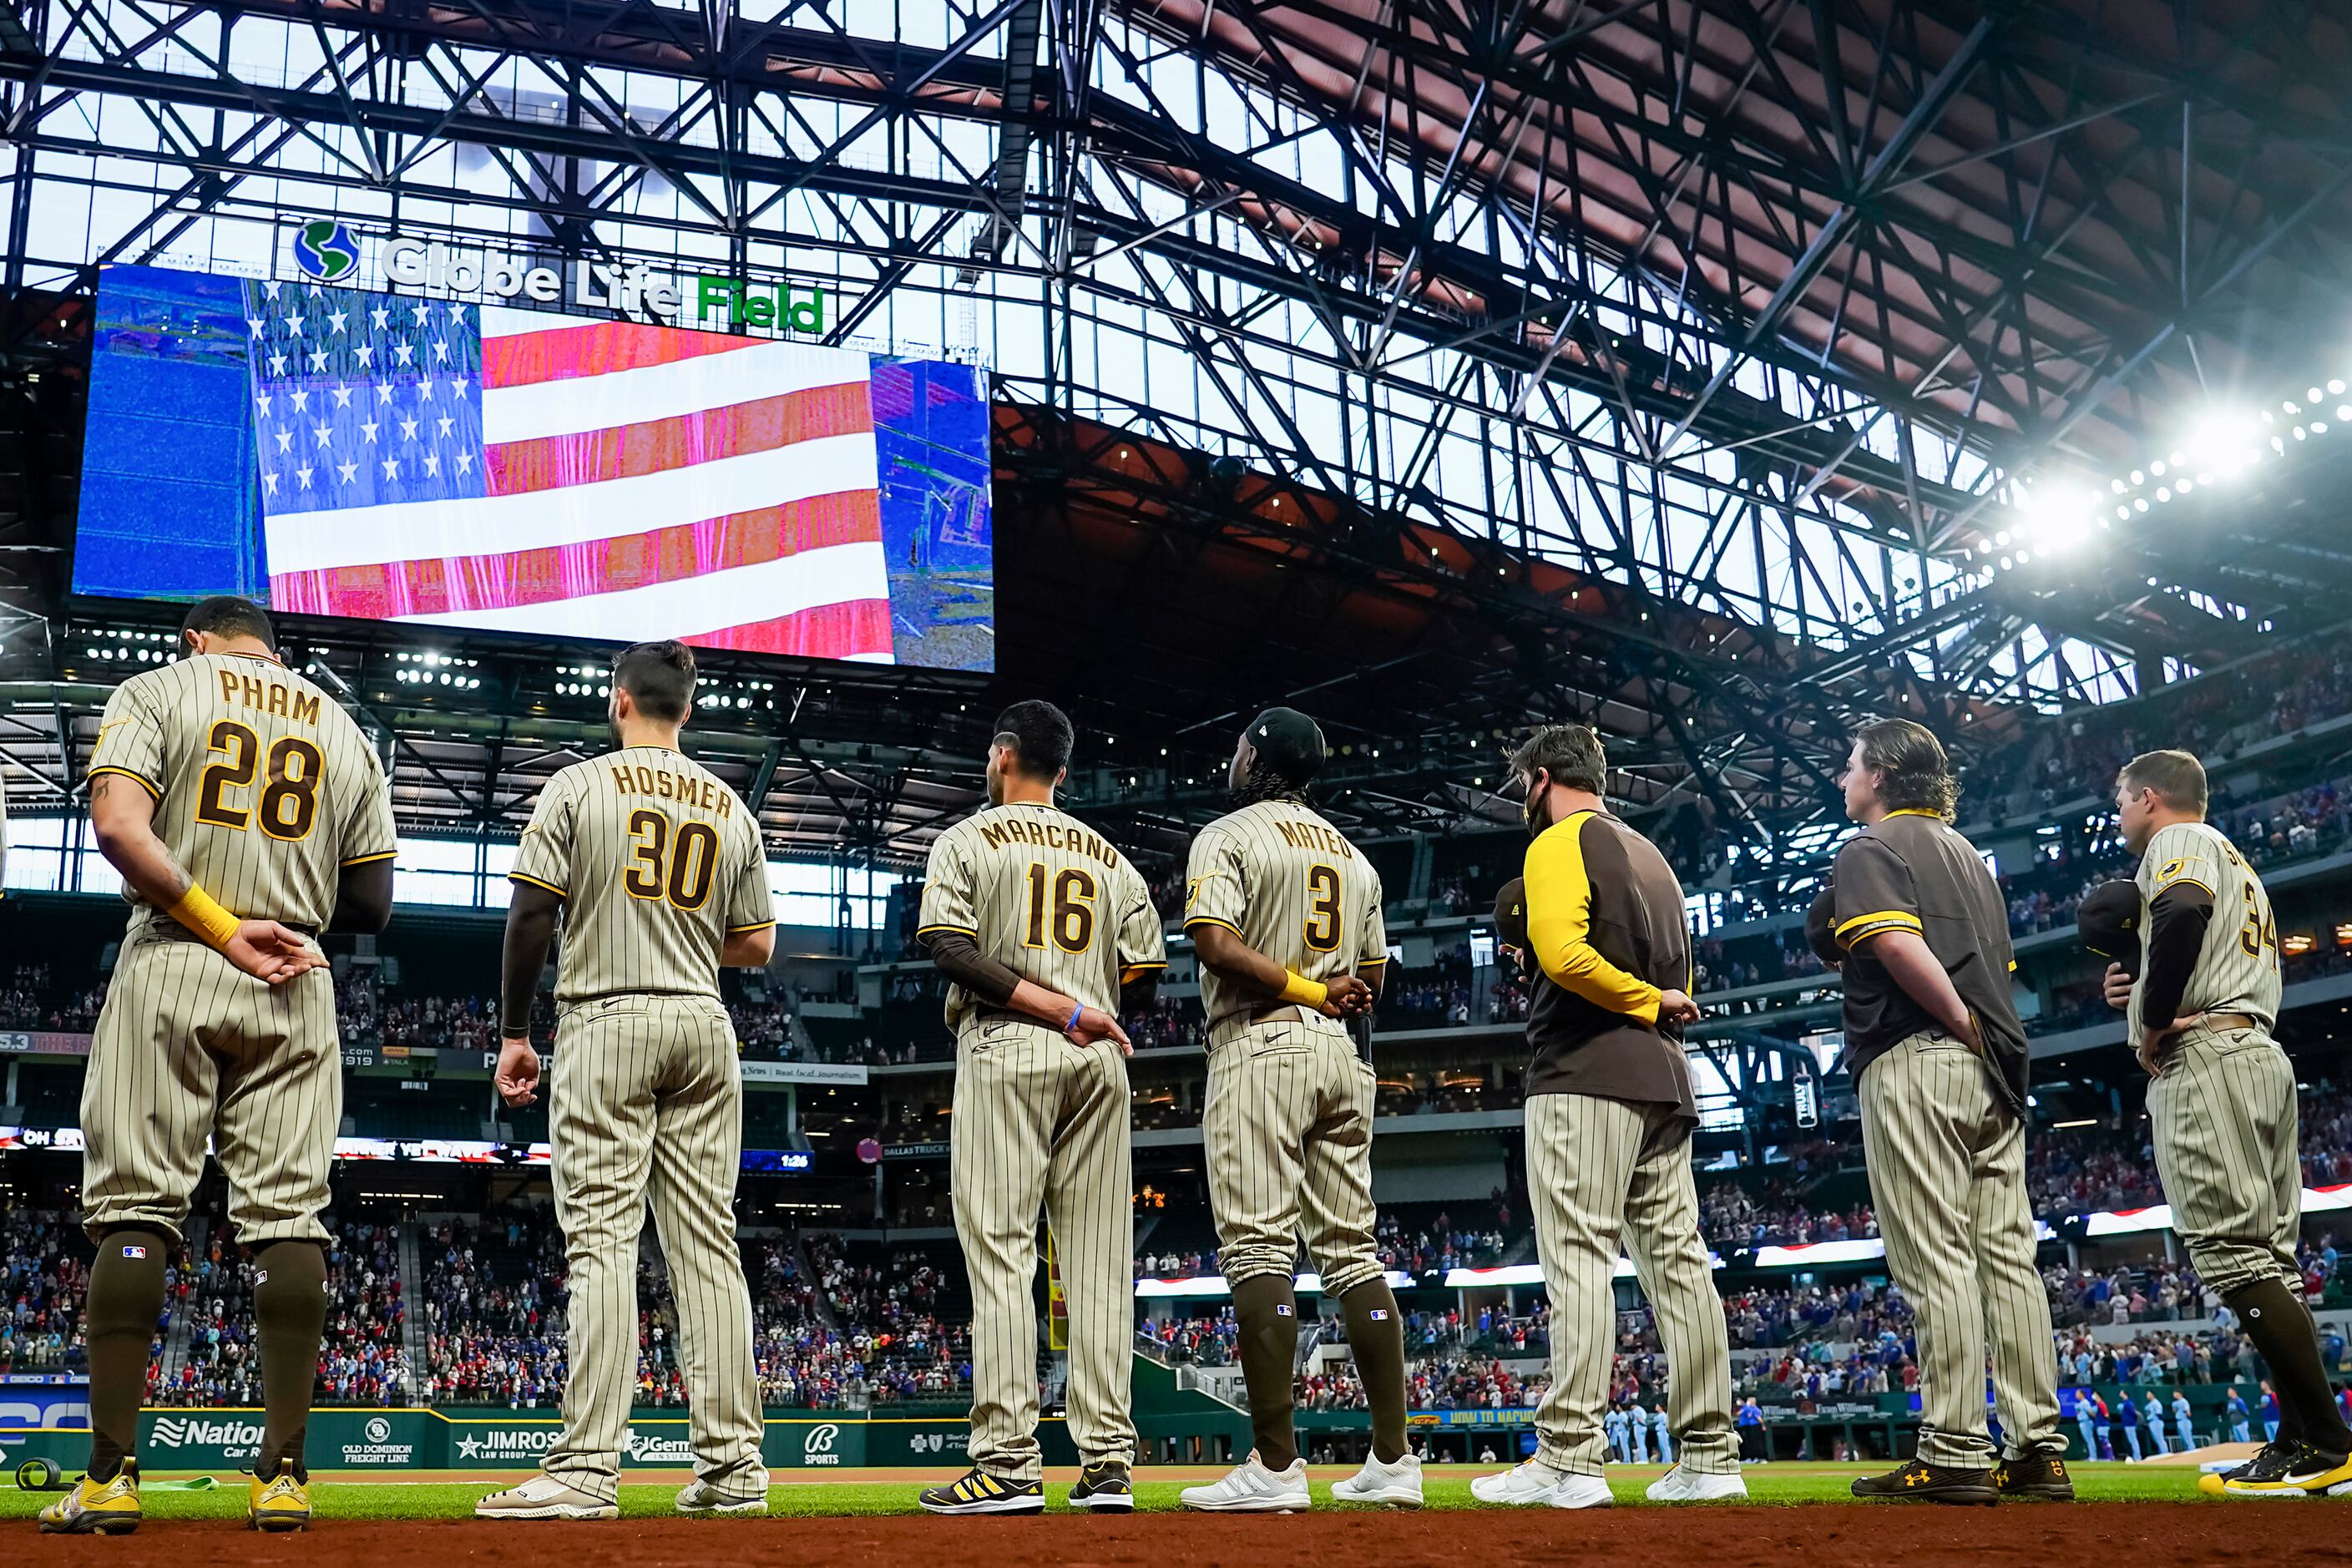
[[2228, 1387, 2253, 1444], [2173, 1390, 2196, 1451], [1651, 1404, 1674, 1464], [476, 641, 776, 1521], [1471, 725, 1742, 1510], [2072, 1393, 2102, 1463], [40, 596, 394, 1537], [2101, 750, 2352, 1497], [1176, 709, 1415, 1513], [2142, 1392, 2170, 1456], [1828, 719, 2069, 1505], [911, 701, 1162, 1515], [1604, 1405, 1629, 1464]]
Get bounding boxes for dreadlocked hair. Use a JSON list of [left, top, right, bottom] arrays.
[[1232, 761, 1312, 808]]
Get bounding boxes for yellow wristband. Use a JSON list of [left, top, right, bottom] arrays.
[[1278, 969, 1328, 1010], [165, 883, 242, 950]]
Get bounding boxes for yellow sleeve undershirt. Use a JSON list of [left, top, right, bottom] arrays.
[[1524, 811, 1664, 1026]]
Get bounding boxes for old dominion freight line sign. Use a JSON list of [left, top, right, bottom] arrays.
[[0, 1409, 1058, 1471]]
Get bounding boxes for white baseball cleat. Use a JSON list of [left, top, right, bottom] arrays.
[[1179, 1450, 1312, 1512], [675, 1476, 771, 1515], [1331, 1451, 1423, 1507], [1471, 1458, 1612, 1508], [474, 1475, 620, 1520], [1645, 1464, 1749, 1502]]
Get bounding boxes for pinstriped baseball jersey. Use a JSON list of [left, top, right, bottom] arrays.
[[917, 802, 1164, 1032], [2133, 822, 2281, 1029], [85, 652, 396, 931], [1183, 800, 1385, 1034], [511, 745, 773, 1004]]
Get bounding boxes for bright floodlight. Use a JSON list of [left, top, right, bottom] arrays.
[[2183, 412, 2261, 479]]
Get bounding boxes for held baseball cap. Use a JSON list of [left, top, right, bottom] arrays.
[[1244, 707, 1328, 785], [2077, 879, 2145, 980], [1493, 878, 1528, 953], [1804, 887, 1841, 967]]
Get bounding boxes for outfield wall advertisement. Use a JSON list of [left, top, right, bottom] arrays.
[[0, 1408, 1048, 1472]]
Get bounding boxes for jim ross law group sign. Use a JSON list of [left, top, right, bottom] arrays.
[[295, 223, 831, 333]]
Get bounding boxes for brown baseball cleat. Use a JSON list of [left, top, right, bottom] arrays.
[[1850, 1457, 1997, 1505], [1992, 1452, 2075, 1500]]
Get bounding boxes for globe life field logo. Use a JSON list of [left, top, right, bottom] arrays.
[[291, 219, 360, 284]]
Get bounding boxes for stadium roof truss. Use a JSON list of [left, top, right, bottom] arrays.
[[3, 0, 2351, 865]]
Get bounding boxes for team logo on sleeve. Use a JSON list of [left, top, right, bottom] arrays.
[[2156, 858, 2186, 885], [1186, 878, 1201, 910], [121, 1245, 146, 1259]]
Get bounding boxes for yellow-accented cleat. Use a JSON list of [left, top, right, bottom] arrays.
[[248, 1469, 313, 1532], [38, 1460, 142, 1535], [2198, 1469, 2229, 1497], [2218, 1440, 2352, 1498]]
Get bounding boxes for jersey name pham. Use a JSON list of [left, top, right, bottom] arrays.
[[215, 667, 321, 727]]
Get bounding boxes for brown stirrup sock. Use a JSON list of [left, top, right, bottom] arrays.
[[252, 1239, 330, 1481], [1231, 1273, 1302, 1471], [1339, 1278, 1409, 1464], [2225, 1275, 2346, 1451], [85, 1230, 170, 1483]]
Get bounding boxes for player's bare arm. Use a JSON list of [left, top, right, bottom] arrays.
[[88, 772, 320, 984], [1186, 920, 1372, 1017], [494, 878, 563, 1106], [919, 927, 1131, 1053], [1856, 928, 1980, 1049]]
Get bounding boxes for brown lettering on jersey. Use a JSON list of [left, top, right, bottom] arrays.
[[609, 765, 635, 794], [1273, 817, 1353, 859], [979, 822, 1009, 852], [292, 690, 320, 726], [266, 681, 289, 718], [634, 765, 657, 794], [656, 770, 675, 800], [714, 783, 731, 818], [217, 671, 241, 707], [239, 673, 266, 711]]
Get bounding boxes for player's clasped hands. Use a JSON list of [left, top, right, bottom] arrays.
[[1319, 974, 1375, 1018], [224, 919, 326, 985], [494, 1035, 543, 1107]]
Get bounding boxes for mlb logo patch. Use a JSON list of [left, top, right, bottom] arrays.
[[1369, 1309, 1389, 1321], [1275, 1304, 1294, 1317], [121, 1245, 146, 1259]]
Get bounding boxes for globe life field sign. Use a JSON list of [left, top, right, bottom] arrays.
[[381, 235, 827, 332]]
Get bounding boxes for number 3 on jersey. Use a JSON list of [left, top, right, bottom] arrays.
[[624, 808, 718, 911], [1303, 862, 1341, 951], [1024, 862, 1096, 952]]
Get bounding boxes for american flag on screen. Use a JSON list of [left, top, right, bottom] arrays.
[[241, 278, 894, 661]]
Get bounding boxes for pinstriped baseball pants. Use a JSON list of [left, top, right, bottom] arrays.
[[1204, 1022, 1385, 1297], [542, 994, 766, 1503], [81, 931, 338, 1246], [951, 1018, 1135, 1479], [1857, 1033, 2061, 1467], [1525, 1093, 1738, 1477], [2147, 1025, 2302, 1296]]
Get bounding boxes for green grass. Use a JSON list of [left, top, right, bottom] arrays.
[[0, 1463, 2239, 1522]]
